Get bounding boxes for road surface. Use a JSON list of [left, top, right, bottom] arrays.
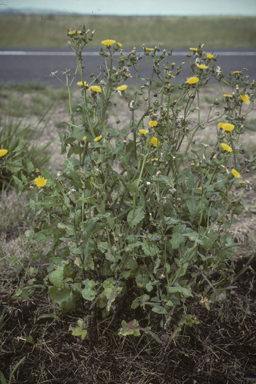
[[0, 48, 256, 87]]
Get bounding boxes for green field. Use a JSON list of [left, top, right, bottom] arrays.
[[0, 14, 256, 48]]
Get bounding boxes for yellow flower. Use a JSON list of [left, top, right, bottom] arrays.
[[139, 129, 149, 135], [146, 48, 154, 51], [240, 94, 250, 104], [77, 81, 87, 86], [197, 64, 208, 70], [206, 53, 214, 59], [82, 136, 87, 141], [190, 48, 197, 51], [172, 62, 175, 66], [89, 86, 101, 93], [77, 31, 82, 35], [198, 187, 202, 190], [0, 149, 8, 157], [186, 77, 199, 85], [117, 42, 122, 47], [34, 176, 47, 189], [116, 85, 127, 91], [239, 181, 245, 184], [94, 135, 102, 142], [223, 94, 232, 98], [36, 168, 40, 173], [149, 120, 158, 127], [221, 143, 232, 152], [101, 39, 116, 46], [232, 71, 240, 74], [232, 169, 241, 178], [219, 123, 235, 132], [68, 29, 76, 36], [151, 158, 158, 161], [151, 137, 160, 147], [191, 162, 195, 165]]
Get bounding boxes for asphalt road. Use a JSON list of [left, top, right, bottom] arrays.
[[0, 47, 256, 87]]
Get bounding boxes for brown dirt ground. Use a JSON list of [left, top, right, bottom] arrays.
[[0, 85, 256, 384]]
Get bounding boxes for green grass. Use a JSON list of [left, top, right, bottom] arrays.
[[0, 15, 256, 48]]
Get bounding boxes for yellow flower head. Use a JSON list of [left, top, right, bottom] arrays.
[[186, 77, 199, 85], [89, 86, 101, 93], [232, 169, 241, 178], [82, 136, 87, 141], [197, 64, 208, 70], [36, 168, 40, 173], [190, 48, 198, 52], [34, 176, 47, 189], [218, 123, 224, 129], [101, 39, 116, 46], [223, 94, 232, 98], [149, 120, 158, 127], [206, 53, 214, 59], [240, 94, 250, 104], [232, 71, 240, 74], [151, 137, 160, 147], [68, 29, 76, 36], [117, 42, 122, 47], [172, 62, 175, 66], [139, 129, 149, 135], [94, 135, 102, 142], [221, 143, 232, 152], [77, 81, 87, 86], [198, 187, 202, 190], [146, 48, 154, 51], [222, 123, 235, 132], [0, 149, 8, 157], [116, 85, 127, 91], [151, 158, 158, 161]]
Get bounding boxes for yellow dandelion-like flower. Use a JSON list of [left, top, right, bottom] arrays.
[[149, 120, 158, 127], [77, 81, 87, 86], [206, 53, 214, 59], [240, 94, 250, 104], [146, 48, 154, 51], [101, 39, 116, 46], [198, 187, 202, 190], [117, 42, 122, 47], [116, 85, 127, 91], [77, 30, 82, 35], [197, 64, 208, 70], [239, 181, 245, 184], [222, 123, 235, 132], [94, 135, 102, 142], [190, 48, 197, 52], [36, 168, 40, 173], [232, 71, 240, 74], [232, 169, 241, 178], [0, 149, 8, 157], [218, 123, 225, 129], [34, 176, 47, 189], [191, 162, 195, 166], [186, 77, 199, 85], [68, 29, 76, 36], [223, 94, 232, 98], [221, 143, 232, 152], [89, 86, 101, 93], [151, 158, 158, 161], [151, 137, 160, 147], [172, 62, 175, 66], [139, 129, 149, 135], [82, 136, 87, 141]]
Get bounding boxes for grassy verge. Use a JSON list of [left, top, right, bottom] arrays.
[[0, 14, 256, 48]]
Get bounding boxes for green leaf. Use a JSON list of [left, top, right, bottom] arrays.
[[49, 284, 80, 312], [167, 286, 192, 298], [49, 270, 64, 288], [170, 234, 185, 249], [127, 207, 145, 227]]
